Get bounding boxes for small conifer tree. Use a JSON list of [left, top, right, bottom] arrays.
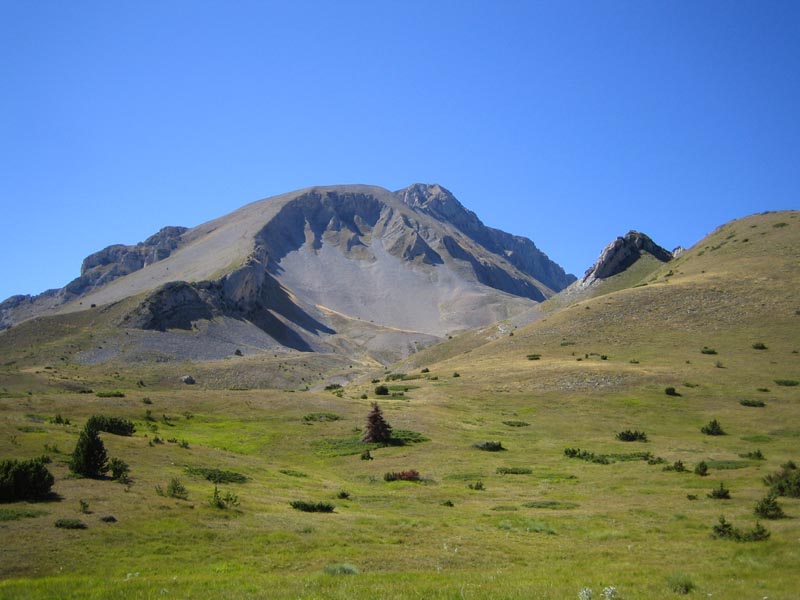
[[362, 402, 392, 443], [70, 423, 108, 478]]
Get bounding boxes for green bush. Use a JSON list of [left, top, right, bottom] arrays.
[[526, 354, 541, 360], [384, 469, 420, 482], [49, 414, 70, 425], [95, 390, 125, 398], [468, 481, 485, 491], [740, 449, 765, 460], [701, 419, 726, 435], [774, 379, 799, 386], [708, 482, 731, 499], [701, 347, 718, 355], [502, 420, 530, 427], [473, 441, 505, 452], [185, 466, 247, 484], [302, 412, 341, 423], [752, 342, 768, 350], [496, 467, 532, 475], [754, 494, 785, 519], [86, 415, 135, 436], [663, 460, 687, 473], [740, 399, 765, 407], [616, 429, 647, 442], [713, 516, 770, 542], [665, 386, 680, 396], [764, 461, 800, 497], [108, 458, 130, 482], [374, 385, 389, 396], [0, 457, 55, 502], [564, 448, 611, 464], [694, 461, 709, 476], [70, 424, 108, 478], [55, 518, 87, 530], [289, 500, 334, 513], [210, 486, 239, 509], [336, 490, 350, 500]]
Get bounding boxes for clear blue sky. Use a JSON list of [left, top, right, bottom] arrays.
[[2, 1, 798, 300]]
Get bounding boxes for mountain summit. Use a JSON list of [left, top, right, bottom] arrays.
[[1, 184, 574, 363]]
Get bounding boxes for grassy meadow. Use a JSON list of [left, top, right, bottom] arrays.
[[0, 211, 798, 598]]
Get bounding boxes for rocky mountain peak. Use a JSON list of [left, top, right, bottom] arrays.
[[581, 230, 673, 285]]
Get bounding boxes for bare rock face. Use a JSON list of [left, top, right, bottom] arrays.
[[581, 231, 673, 285]]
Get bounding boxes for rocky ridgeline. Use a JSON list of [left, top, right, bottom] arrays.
[[580, 231, 674, 287]]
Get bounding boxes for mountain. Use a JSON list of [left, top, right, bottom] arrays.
[[0, 184, 574, 365]]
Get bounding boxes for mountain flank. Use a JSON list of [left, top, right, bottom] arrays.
[[0, 184, 574, 365]]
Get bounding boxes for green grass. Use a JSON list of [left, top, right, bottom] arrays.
[[0, 210, 798, 598]]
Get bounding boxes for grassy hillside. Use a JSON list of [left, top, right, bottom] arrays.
[[0, 211, 798, 599]]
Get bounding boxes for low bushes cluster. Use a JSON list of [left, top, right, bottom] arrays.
[[0, 457, 55, 501], [774, 379, 798, 387], [302, 412, 341, 422], [708, 482, 731, 499], [289, 500, 334, 513], [384, 469, 421, 482], [701, 419, 726, 435], [712, 516, 770, 541], [86, 415, 136, 436], [186, 466, 247, 484], [55, 518, 87, 530], [740, 399, 765, 407], [564, 448, 610, 464], [210, 486, 239, 509], [496, 467, 532, 475], [156, 477, 188, 500], [95, 390, 125, 398], [701, 347, 718, 355], [616, 429, 647, 442], [473, 441, 505, 452], [764, 461, 800, 497], [502, 420, 530, 427], [663, 460, 687, 472], [754, 494, 785, 519]]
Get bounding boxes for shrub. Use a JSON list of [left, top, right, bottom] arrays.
[[694, 461, 709, 476], [701, 419, 726, 435], [740, 449, 765, 460], [473, 441, 505, 452], [663, 460, 687, 473], [764, 461, 800, 497], [360, 450, 373, 461], [49, 414, 70, 425], [714, 516, 770, 542], [324, 383, 342, 391], [667, 572, 695, 594], [374, 384, 389, 396], [468, 480, 485, 491], [384, 469, 421, 482], [361, 402, 392, 443], [302, 412, 341, 423], [740, 399, 765, 407], [185, 466, 247, 484], [503, 420, 530, 427], [564, 448, 611, 464], [86, 415, 135, 436], [289, 500, 334, 513], [336, 490, 350, 500], [421, 368, 430, 373], [453, 372, 460, 378], [108, 458, 130, 482], [701, 347, 718, 355], [526, 354, 541, 360], [496, 467, 532, 475], [754, 494, 785, 519], [708, 482, 731, 499], [616, 429, 647, 442], [95, 390, 125, 398], [0, 457, 55, 502], [70, 424, 108, 478], [774, 379, 799, 386], [210, 486, 239, 509], [55, 518, 87, 530], [665, 386, 680, 396], [752, 342, 768, 350]]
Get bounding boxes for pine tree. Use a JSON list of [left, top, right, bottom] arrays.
[[362, 402, 393, 443], [70, 423, 109, 478]]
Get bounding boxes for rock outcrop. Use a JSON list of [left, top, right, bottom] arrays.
[[581, 231, 673, 286]]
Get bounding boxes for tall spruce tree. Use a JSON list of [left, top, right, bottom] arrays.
[[70, 422, 109, 478], [362, 402, 393, 443]]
